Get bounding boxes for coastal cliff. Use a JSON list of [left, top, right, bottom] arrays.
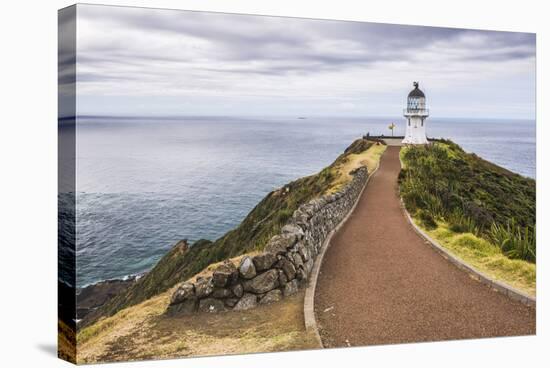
[[82, 138, 380, 326], [166, 165, 369, 315]]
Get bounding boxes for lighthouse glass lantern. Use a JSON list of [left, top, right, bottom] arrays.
[[402, 82, 429, 144]]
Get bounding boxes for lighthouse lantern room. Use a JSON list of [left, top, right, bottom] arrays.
[[402, 82, 429, 145]]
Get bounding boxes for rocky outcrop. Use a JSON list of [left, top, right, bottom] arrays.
[[166, 166, 369, 315], [76, 276, 139, 319]]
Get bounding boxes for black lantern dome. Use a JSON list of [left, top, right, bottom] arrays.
[[408, 81, 425, 98]]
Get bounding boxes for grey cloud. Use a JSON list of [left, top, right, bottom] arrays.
[[77, 5, 534, 80], [58, 6, 76, 88], [72, 4, 535, 118]]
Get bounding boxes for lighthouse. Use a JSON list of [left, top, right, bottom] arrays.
[[402, 82, 429, 145]]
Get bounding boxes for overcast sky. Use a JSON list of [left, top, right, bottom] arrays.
[[70, 4, 536, 119]]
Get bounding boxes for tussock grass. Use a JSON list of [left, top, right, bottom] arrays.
[[424, 221, 535, 296], [488, 220, 536, 262], [400, 141, 536, 263], [400, 141, 536, 296]]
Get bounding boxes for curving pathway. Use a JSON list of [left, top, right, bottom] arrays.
[[314, 146, 535, 347]]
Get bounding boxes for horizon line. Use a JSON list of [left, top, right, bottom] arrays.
[[59, 114, 536, 122]]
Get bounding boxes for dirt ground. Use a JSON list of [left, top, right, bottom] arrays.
[[77, 288, 319, 364]]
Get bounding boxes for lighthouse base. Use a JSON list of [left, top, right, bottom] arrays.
[[402, 115, 429, 145], [402, 135, 428, 145]]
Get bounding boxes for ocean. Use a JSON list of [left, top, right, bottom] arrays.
[[73, 116, 535, 288]]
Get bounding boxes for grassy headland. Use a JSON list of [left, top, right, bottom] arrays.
[[82, 138, 384, 327], [76, 138, 388, 361], [58, 319, 76, 363], [77, 281, 317, 363], [399, 141, 536, 295]]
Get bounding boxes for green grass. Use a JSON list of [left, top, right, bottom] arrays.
[[423, 222, 535, 296], [82, 138, 381, 327], [488, 220, 536, 262], [399, 141, 536, 263], [399, 141, 536, 296]]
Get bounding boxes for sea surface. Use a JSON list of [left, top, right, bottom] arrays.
[[72, 116, 536, 288]]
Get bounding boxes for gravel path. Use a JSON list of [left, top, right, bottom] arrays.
[[314, 146, 535, 347]]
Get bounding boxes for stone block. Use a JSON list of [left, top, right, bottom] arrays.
[[243, 269, 279, 294], [198, 298, 226, 313], [238, 256, 257, 279], [233, 293, 257, 311], [252, 252, 277, 272]]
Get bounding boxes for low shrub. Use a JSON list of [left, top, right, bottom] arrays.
[[488, 220, 536, 263], [447, 209, 479, 235], [417, 209, 437, 230], [400, 142, 535, 263]]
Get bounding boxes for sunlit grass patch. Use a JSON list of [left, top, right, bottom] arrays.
[[327, 143, 386, 194], [58, 319, 76, 363], [421, 221, 535, 296], [76, 289, 318, 364]]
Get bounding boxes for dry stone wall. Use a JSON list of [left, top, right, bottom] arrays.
[[166, 167, 369, 315]]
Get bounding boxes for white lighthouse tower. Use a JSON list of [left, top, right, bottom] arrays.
[[402, 82, 429, 145]]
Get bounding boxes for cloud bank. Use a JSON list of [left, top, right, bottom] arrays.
[[72, 5, 536, 118]]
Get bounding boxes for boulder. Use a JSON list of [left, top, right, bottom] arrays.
[[166, 297, 197, 316], [259, 289, 283, 305], [304, 240, 316, 257], [172, 239, 189, 253], [212, 288, 233, 299], [292, 210, 310, 228], [324, 194, 336, 203], [194, 277, 214, 299], [233, 293, 257, 311], [198, 298, 226, 313], [170, 282, 195, 305], [265, 234, 297, 255], [232, 283, 244, 298], [281, 224, 304, 239], [243, 269, 279, 294], [212, 261, 238, 288], [252, 253, 277, 272], [278, 269, 288, 286], [291, 252, 304, 269], [277, 257, 296, 280], [300, 204, 315, 217], [296, 267, 308, 281], [305, 258, 314, 275], [295, 242, 310, 261], [224, 298, 239, 308], [310, 197, 327, 209], [238, 256, 257, 279], [283, 279, 299, 297]]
